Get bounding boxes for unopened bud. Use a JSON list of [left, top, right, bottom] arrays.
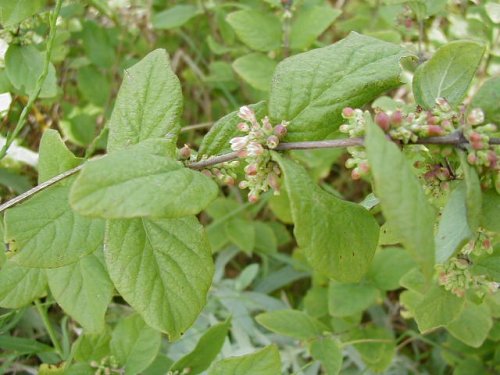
[[248, 192, 259, 203], [342, 107, 355, 119], [428, 125, 444, 136], [266, 135, 279, 149], [467, 108, 485, 125], [262, 116, 273, 133], [339, 124, 350, 133], [351, 168, 361, 180], [201, 169, 213, 177], [238, 106, 256, 122], [390, 111, 403, 126], [224, 176, 235, 186], [237, 122, 250, 132], [179, 144, 191, 159], [374, 112, 390, 131], [244, 163, 258, 176], [358, 161, 370, 174], [247, 142, 264, 156], [230, 136, 248, 151], [239, 180, 249, 189], [274, 124, 288, 138], [267, 172, 280, 192], [436, 97, 451, 112]]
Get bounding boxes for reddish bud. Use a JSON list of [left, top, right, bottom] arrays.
[[427, 116, 440, 125], [267, 172, 280, 192], [248, 192, 259, 203], [266, 135, 279, 149], [375, 112, 390, 131], [390, 111, 403, 126], [179, 144, 191, 159], [467, 153, 477, 164], [351, 168, 361, 180], [237, 122, 250, 132], [244, 163, 258, 176], [342, 107, 355, 119], [469, 132, 481, 142], [428, 125, 444, 136], [201, 169, 213, 178], [274, 124, 288, 138], [358, 161, 370, 174]]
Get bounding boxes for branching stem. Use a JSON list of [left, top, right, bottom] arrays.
[[0, 133, 498, 213]]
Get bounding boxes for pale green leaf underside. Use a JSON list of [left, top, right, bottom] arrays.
[[256, 310, 328, 340], [275, 154, 379, 282], [5, 184, 105, 268], [413, 40, 485, 109], [269, 32, 412, 141], [0, 261, 47, 308], [199, 101, 267, 157], [170, 319, 231, 374], [105, 216, 214, 340], [446, 302, 492, 348], [110, 314, 161, 375], [47, 251, 113, 333], [107, 49, 183, 153], [70, 140, 218, 219], [365, 122, 435, 278], [208, 345, 281, 375]]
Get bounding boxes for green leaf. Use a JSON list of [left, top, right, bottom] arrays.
[[5, 185, 105, 268], [254, 222, 278, 254], [208, 345, 281, 375], [414, 285, 465, 332], [446, 302, 492, 348], [348, 326, 395, 373], [290, 5, 341, 50], [0, 261, 47, 308], [269, 32, 412, 141], [232, 53, 277, 92], [365, 120, 435, 278], [5, 44, 57, 98], [309, 337, 342, 375], [47, 251, 113, 333], [170, 318, 231, 375], [481, 190, 500, 232], [107, 49, 183, 153], [0, 0, 44, 27], [77, 66, 111, 107], [81, 21, 116, 69], [412, 41, 485, 109], [70, 139, 218, 219], [256, 310, 328, 340], [110, 314, 161, 375], [226, 10, 282, 52], [105, 216, 213, 340], [328, 282, 379, 317], [152, 5, 200, 30], [471, 76, 500, 124], [38, 129, 82, 184], [459, 151, 482, 231], [199, 101, 266, 157], [74, 329, 111, 362], [472, 254, 500, 280], [275, 154, 379, 282], [268, 186, 293, 224], [0, 335, 53, 355], [368, 247, 416, 291], [435, 182, 473, 264], [225, 218, 255, 254]]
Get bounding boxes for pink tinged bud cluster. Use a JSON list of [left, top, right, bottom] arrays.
[[229, 106, 287, 202]]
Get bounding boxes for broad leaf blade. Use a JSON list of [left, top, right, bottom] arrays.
[[47, 251, 113, 333], [70, 140, 218, 219], [5, 185, 105, 268], [0, 261, 47, 308], [269, 32, 412, 141], [107, 49, 183, 152], [365, 121, 435, 278], [290, 5, 341, 50], [275, 154, 379, 282], [232, 53, 277, 92], [208, 345, 281, 375], [170, 318, 231, 375], [446, 302, 492, 348], [413, 41, 485, 109], [256, 310, 328, 340], [105, 217, 214, 340], [110, 314, 161, 375], [310, 337, 342, 375]]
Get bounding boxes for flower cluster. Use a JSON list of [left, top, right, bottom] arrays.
[[90, 356, 121, 375], [229, 106, 288, 202]]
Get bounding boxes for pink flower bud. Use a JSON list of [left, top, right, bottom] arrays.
[[469, 132, 481, 142], [274, 124, 288, 138], [237, 150, 248, 158], [248, 192, 259, 203], [179, 144, 191, 159], [487, 151, 497, 167], [262, 116, 273, 133], [267, 172, 280, 192], [225, 176, 235, 186], [375, 112, 390, 131], [427, 115, 439, 125], [428, 125, 444, 136], [201, 169, 213, 178], [358, 161, 370, 174], [351, 168, 361, 180], [266, 135, 279, 149], [239, 180, 249, 189], [244, 163, 258, 176], [238, 106, 256, 122], [436, 97, 451, 112], [467, 108, 484, 125], [247, 142, 264, 156], [339, 124, 350, 133], [342, 107, 355, 119], [230, 136, 248, 151], [390, 111, 403, 126], [237, 122, 250, 132], [467, 153, 477, 165]]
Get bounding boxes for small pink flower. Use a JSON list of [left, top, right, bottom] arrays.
[[237, 122, 250, 132], [238, 106, 256, 122], [248, 191, 259, 203], [274, 124, 287, 138], [230, 136, 248, 151], [262, 116, 273, 133], [266, 135, 279, 149], [244, 163, 258, 176], [247, 142, 264, 156]]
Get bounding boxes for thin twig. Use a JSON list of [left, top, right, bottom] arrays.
[[0, 0, 63, 160], [180, 122, 214, 132], [0, 134, 498, 213]]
